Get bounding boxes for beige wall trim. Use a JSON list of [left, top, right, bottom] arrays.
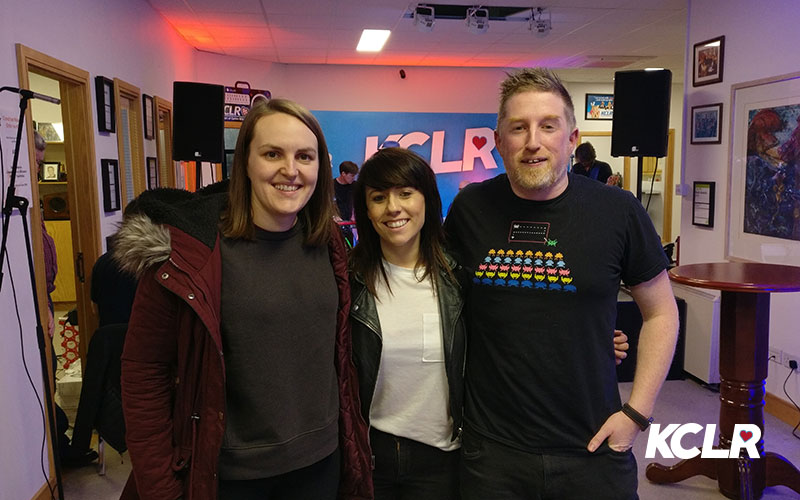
[[766, 391, 800, 428]]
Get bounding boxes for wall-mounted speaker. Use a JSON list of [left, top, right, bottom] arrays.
[[43, 192, 70, 220], [173, 81, 224, 163], [611, 69, 672, 158]]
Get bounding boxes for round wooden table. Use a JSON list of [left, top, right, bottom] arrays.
[[646, 262, 800, 499]]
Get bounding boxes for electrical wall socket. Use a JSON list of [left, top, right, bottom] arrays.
[[769, 347, 783, 364], [783, 352, 799, 370]]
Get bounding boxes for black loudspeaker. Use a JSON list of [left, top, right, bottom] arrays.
[[611, 69, 672, 158], [173, 82, 224, 163]]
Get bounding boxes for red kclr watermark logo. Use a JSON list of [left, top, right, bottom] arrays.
[[644, 423, 761, 459]]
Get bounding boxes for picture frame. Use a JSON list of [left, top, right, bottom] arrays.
[[101, 158, 120, 212], [585, 93, 614, 120], [693, 35, 724, 87], [41, 161, 60, 181], [37, 122, 63, 143], [726, 71, 800, 263], [95, 76, 116, 133], [146, 156, 159, 189], [690, 103, 723, 144], [692, 181, 715, 228], [143, 94, 155, 140]]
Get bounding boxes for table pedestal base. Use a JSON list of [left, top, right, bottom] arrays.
[[646, 451, 800, 499]]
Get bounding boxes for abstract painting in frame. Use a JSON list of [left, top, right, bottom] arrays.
[[727, 71, 800, 263]]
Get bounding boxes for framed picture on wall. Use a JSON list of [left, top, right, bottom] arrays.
[[690, 103, 722, 144], [727, 70, 800, 262], [693, 36, 725, 87], [41, 162, 60, 181], [147, 156, 159, 189], [101, 158, 120, 212], [692, 181, 715, 227], [143, 94, 155, 140], [585, 93, 614, 120], [95, 76, 116, 133]]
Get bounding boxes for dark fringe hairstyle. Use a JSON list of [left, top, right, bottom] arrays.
[[220, 98, 335, 246], [350, 147, 455, 297]]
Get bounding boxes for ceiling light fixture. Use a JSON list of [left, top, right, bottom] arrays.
[[529, 7, 551, 37], [466, 7, 489, 34], [357, 29, 391, 52], [414, 4, 435, 32]]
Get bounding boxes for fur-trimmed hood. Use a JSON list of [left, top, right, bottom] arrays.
[[112, 184, 228, 278]]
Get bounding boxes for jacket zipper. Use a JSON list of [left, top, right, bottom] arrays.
[[188, 412, 200, 500]]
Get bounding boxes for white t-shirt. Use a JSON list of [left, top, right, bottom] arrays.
[[369, 261, 458, 451]]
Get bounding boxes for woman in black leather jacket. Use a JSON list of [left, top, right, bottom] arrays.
[[347, 148, 630, 500], [349, 148, 465, 499]]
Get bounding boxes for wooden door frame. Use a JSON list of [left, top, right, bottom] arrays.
[[114, 78, 145, 204], [17, 43, 102, 497], [577, 130, 675, 242], [154, 96, 175, 187]]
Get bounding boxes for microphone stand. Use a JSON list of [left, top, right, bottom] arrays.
[[0, 86, 65, 499]]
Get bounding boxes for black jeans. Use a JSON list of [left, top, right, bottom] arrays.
[[370, 427, 460, 500], [460, 426, 638, 500], [218, 447, 340, 500]]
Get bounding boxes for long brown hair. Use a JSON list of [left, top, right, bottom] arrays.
[[220, 98, 334, 246], [350, 147, 454, 296]]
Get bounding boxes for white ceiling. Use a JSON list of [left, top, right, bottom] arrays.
[[146, 0, 687, 82]]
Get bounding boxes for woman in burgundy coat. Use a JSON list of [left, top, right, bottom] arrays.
[[115, 99, 372, 500]]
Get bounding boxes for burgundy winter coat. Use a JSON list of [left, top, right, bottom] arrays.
[[115, 189, 373, 500]]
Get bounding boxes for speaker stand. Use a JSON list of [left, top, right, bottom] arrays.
[[636, 156, 644, 201]]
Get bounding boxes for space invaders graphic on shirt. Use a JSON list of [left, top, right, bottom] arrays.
[[473, 222, 576, 292]]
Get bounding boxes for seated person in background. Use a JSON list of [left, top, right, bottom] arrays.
[[573, 141, 613, 184]]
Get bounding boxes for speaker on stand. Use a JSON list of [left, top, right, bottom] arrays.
[[172, 82, 224, 188], [611, 69, 672, 201]]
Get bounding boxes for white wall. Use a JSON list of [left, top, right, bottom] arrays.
[[0, 1, 195, 497], [683, 0, 800, 403], [270, 63, 507, 112]]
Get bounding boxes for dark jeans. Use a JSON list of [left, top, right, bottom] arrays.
[[460, 426, 638, 500], [218, 447, 340, 500], [370, 427, 460, 500]]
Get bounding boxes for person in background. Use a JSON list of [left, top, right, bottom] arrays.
[[445, 68, 679, 499], [115, 99, 372, 500], [34, 131, 57, 337], [349, 148, 630, 499], [334, 160, 359, 247], [573, 141, 614, 184]]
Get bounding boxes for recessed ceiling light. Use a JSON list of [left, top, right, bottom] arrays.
[[357, 29, 391, 52]]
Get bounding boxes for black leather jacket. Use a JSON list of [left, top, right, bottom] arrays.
[[350, 256, 466, 442]]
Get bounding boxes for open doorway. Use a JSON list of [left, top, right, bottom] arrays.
[[18, 43, 102, 493]]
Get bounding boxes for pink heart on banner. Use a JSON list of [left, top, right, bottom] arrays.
[[740, 430, 753, 441], [472, 136, 487, 149]]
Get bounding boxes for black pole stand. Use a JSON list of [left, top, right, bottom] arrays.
[[636, 156, 644, 201], [0, 87, 65, 499]]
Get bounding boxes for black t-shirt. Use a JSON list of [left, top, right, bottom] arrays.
[[334, 179, 354, 220], [444, 174, 666, 455], [573, 160, 613, 184]]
